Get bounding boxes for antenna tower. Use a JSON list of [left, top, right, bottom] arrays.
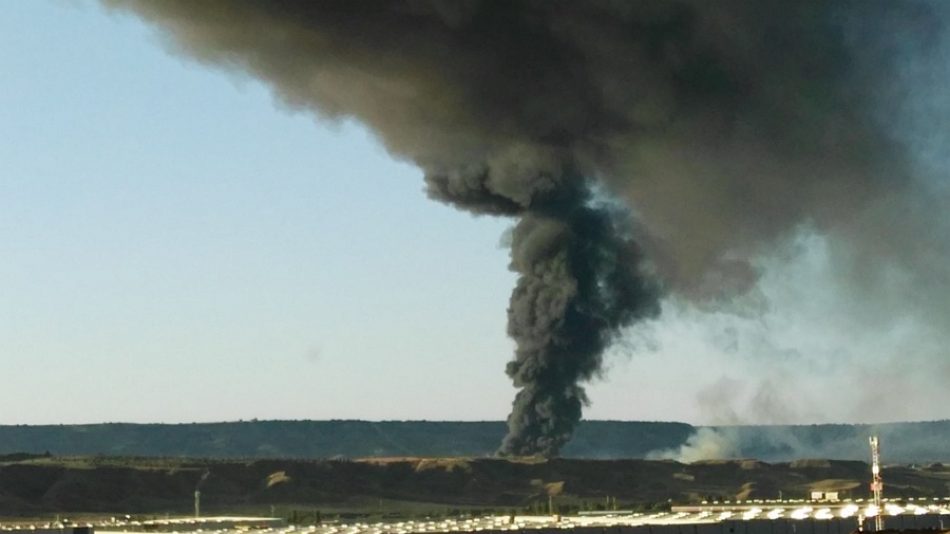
[[869, 436, 883, 531]]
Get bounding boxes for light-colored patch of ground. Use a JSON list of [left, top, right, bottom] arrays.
[[413, 458, 472, 473], [739, 460, 766, 470], [544, 481, 565, 496], [790, 459, 832, 469], [267, 471, 291, 488], [808, 478, 861, 491], [736, 482, 757, 500]]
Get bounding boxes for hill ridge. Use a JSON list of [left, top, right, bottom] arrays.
[[0, 420, 947, 462]]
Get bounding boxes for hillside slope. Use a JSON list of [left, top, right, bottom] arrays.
[[1, 456, 948, 516], [0, 421, 693, 459], [0, 420, 948, 462]]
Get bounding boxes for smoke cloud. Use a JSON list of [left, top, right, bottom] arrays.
[[650, 427, 741, 463], [652, 422, 950, 464], [103, 1, 949, 455]]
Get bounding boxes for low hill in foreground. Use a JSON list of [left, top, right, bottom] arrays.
[[0, 420, 948, 462], [1, 455, 948, 516]]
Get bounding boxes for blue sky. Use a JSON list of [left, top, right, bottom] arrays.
[[0, 0, 519, 423], [2, 0, 947, 426]]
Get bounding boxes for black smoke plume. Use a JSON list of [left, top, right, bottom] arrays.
[[103, 0, 946, 455], [500, 187, 658, 456]]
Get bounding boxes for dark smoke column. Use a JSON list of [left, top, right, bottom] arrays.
[[501, 206, 658, 456], [428, 167, 658, 456]]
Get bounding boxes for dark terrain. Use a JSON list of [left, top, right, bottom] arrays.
[[1, 455, 949, 517], [2, 420, 949, 462]]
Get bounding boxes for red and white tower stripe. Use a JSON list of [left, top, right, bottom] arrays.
[[869, 436, 884, 532]]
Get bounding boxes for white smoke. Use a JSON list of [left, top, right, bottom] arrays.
[[649, 427, 741, 463]]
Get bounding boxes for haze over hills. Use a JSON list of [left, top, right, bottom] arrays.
[[1, 420, 948, 463]]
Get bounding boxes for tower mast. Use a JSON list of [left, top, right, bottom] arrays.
[[869, 436, 884, 531]]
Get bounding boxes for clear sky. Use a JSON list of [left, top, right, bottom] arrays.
[[2, 1, 946, 426]]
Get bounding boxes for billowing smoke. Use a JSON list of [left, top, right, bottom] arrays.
[[649, 427, 741, 463], [429, 151, 659, 456], [102, 1, 948, 455], [500, 192, 658, 455]]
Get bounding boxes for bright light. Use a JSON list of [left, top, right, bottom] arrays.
[[767, 509, 785, 520], [790, 507, 813, 520], [840, 505, 859, 519], [742, 508, 762, 521], [885, 504, 904, 516]]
